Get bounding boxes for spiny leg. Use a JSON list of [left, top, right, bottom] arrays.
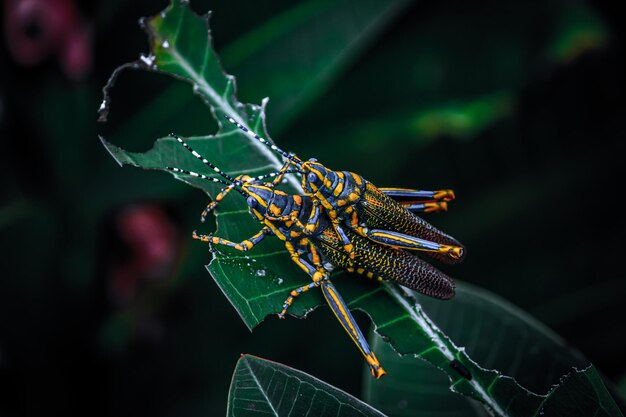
[[193, 227, 270, 252], [320, 280, 386, 379]]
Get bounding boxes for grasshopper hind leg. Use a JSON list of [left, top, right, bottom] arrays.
[[363, 228, 464, 261]]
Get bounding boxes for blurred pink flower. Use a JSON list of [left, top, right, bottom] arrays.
[[4, 0, 93, 79]]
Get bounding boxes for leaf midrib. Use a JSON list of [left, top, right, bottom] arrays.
[[243, 358, 280, 417], [164, 39, 301, 189]]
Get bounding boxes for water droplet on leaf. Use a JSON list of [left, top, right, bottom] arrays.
[[139, 53, 156, 68]]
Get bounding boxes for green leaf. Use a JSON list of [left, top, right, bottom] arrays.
[[99, 2, 622, 416], [363, 281, 593, 416], [109, 0, 410, 143], [228, 355, 385, 417], [537, 366, 623, 417], [99, 0, 324, 328]]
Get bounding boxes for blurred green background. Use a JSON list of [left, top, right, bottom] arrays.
[[1, 0, 624, 415]]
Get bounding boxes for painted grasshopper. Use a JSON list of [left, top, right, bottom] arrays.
[[225, 115, 465, 266], [167, 135, 456, 378]]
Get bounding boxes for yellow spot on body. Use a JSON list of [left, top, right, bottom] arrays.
[[356, 268, 365, 274], [366, 272, 374, 279], [333, 180, 344, 197], [269, 204, 281, 216]]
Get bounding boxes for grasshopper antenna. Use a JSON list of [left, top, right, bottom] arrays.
[[248, 169, 303, 183], [169, 133, 244, 186], [223, 115, 302, 168], [165, 167, 246, 196]]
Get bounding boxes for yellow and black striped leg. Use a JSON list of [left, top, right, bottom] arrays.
[[264, 210, 318, 235], [200, 186, 238, 223], [380, 188, 455, 201], [283, 241, 325, 283], [320, 280, 386, 379], [359, 227, 464, 260], [278, 241, 327, 317], [278, 278, 324, 318], [268, 159, 295, 187], [193, 227, 270, 252], [380, 188, 455, 213], [398, 200, 449, 213]]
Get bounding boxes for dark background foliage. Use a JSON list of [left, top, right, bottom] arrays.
[[1, 0, 624, 416]]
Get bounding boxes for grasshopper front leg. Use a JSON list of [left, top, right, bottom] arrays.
[[193, 227, 270, 252], [199, 185, 237, 222], [278, 240, 326, 317]]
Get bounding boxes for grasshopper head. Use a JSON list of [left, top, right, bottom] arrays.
[[242, 181, 274, 221], [301, 158, 337, 196], [242, 180, 291, 221]]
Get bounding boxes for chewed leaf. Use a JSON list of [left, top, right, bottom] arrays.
[[363, 281, 601, 416], [99, 2, 624, 416], [537, 366, 623, 417], [99, 0, 321, 328], [100, 128, 322, 327]]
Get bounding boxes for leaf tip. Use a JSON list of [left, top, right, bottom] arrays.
[[98, 135, 125, 167]]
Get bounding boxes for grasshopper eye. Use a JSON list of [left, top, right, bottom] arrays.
[[247, 196, 257, 207], [307, 173, 318, 183]]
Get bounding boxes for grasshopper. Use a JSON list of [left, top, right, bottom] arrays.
[[167, 135, 457, 378], [225, 115, 465, 265]]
